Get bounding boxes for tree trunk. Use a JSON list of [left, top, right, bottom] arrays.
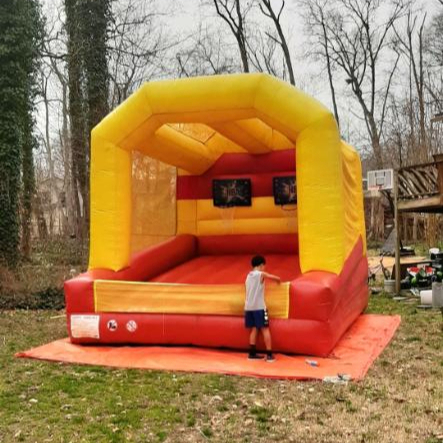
[[33, 193, 48, 240], [65, 0, 88, 240], [403, 213, 408, 241], [21, 108, 35, 260], [81, 0, 111, 238], [369, 118, 383, 168], [213, 0, 250, 73], [321, 21, 339, 127], [59, 80, 75, 236], [427, 214, 438, 248], [42, 74, 56, 236], [413, 214, 418, 242], [259, 0, 294, 85], [65, 0, 111, 242], [0, 0, 41, 266], [238, 38, 249, 72]]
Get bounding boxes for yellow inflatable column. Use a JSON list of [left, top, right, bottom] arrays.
[[341, 141, 366, 255], [88, 86, 157, 271], [296, 114, 345, 274], [89, 131, 132, 271]]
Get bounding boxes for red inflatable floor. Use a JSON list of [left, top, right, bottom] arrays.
[[16, 314, 400, 380], [150, 254, 301, 284]]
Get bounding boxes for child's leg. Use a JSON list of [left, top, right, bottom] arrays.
[[262, 327, 272, 351], [249, 327, 258, 346], [262, 328, 275, 361], [248, 327, 260, 357]]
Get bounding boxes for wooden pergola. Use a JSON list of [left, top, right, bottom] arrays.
[[394, 153, 443, 292]]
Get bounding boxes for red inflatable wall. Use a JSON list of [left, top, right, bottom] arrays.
[[65, 235, 367, 356]]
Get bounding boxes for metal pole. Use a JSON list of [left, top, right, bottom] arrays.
[[394, 170, 401, 294]]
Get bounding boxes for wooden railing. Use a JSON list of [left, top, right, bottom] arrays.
[[398, 162, 440, 200], [396, 154, 443, 212]]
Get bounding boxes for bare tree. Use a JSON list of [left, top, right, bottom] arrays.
[[108, 0, 170, 107], [303, 0, 340, 127], [257, 0, 295, 85], [39, 8, 78, 238], [64, 0, 88, 240], [425, 10, 443, 153], [211, 0, 253, 72], [175, 25, 236, 77], [39, 69, 56, 199], [246, 29, 280, 77], [35, 0, 173, 244], [315, 0, 408, 168], [426, 10, 443, 67], [394, 11, 428, 158]]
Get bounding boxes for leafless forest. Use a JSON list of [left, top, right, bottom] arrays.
[[6, 0, 443, 269]]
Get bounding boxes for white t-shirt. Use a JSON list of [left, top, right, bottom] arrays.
[[245, 270, 266, 311]]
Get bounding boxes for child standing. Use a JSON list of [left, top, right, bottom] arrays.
[[244, 255, 281, 362]]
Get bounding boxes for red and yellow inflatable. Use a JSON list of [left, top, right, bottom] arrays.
[[65, 73, 368, 356]]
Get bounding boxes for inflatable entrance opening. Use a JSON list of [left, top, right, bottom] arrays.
[[65, 73, 368, 356]]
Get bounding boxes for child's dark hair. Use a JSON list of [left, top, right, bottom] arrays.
[[251, 255, 266, 267]]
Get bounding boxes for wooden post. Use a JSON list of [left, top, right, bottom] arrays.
[[413, 214, 418, 242], [433, 153, 443, 195], [394, 170, 401, 294]]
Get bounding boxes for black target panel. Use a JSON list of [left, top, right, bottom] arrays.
[[273, 176, 296, 205], [212, 179, 252, 207]]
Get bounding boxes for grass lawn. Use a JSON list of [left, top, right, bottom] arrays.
[[0, 295, 442, 443]]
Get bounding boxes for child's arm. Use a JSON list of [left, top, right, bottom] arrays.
[[261, 272, 281, 284]]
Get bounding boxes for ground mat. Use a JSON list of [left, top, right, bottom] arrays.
[[16, 314, 400, 380]]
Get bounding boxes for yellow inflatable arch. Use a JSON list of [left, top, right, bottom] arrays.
[[89, 73, 365, 274]]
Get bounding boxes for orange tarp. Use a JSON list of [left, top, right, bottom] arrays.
[[16, 314, 400, 380]]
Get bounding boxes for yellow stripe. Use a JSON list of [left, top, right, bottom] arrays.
[[177, 197, 297, 236], [94, 280, 289, 318], [177, 200, 197, 235], [197, 197, 296, 221], [197, 218, 297, 236]]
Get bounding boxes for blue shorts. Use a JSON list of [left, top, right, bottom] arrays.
[[244, 309, 269, 329]]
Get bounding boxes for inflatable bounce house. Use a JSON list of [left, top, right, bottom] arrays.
[[65, 73, 368, 357]]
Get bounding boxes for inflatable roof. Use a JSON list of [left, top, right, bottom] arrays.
[[65, 74, 368, 356]]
